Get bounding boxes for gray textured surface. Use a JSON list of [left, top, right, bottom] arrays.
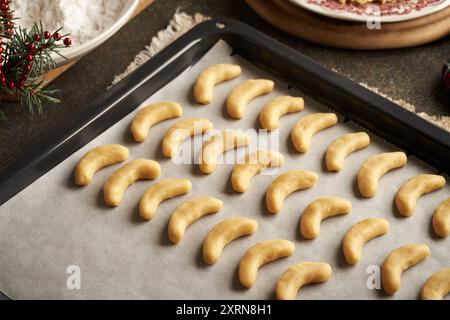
[[0, 0, 449, 300]]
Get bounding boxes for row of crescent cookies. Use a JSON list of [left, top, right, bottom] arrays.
[[72, 64, 450, 300]]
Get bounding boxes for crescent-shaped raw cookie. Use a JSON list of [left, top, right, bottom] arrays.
[[162, 118, 213, 158], [226, 79, 274, 119], [291, 113, 338, 153], [433, 198, 450, 238], [381, 243, 430, 295], [421, 268, 450, 300], [266, 170, 318, 214], [342, 218, 389, 265], [103, 159, 161, 207], [395, 174, 446, 217], [275, 262, 332, 300], [259, 96, 304, 130], [325, 132, 370, 172], [168, 196, 223, 244], [199, 130, 251, 174], [194, 64, 242, 105], [130, 102, 182, 142], [75, 144, 129, 186], [357, 152, 407, 198], [239, 239, 295, 288], [202, 217, 258, 265], [231, 150, 285, 193], [139, 178, 192, 221], [299, 197, 352, 239]]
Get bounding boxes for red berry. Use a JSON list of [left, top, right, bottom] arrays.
[[8, 81, 14, 89], [63, 38, 72, 46], [15, 80, 24, 88], [44, 31, 51, 39], [25, 54, 33, 62], [33, 34, 41, 42], [0, 75, 5, 85], [26, 43, 36, 51], [21, 73, 27, 80], [23, 64, 31, 72], [53, 32, 62, 41]]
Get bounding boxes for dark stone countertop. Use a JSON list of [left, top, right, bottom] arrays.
[[0, 0, 448, 299]]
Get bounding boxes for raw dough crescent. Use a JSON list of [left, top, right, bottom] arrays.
[[433, 198, 450, 238], [75, 144, 129, 186], [231, 150, 284, 193], [342, 218, 389, 265], [239, 239, 295, 288], [259, 96, 304, 130], [395, 174, 446, 217], [162, 118, 213, 158], [130, 102, 182, 142], [202, 217, 258, 264], [226, 79, 274, 119], [139, 178, 192, 220], [299, 197, 352, 239], [194, 64, 241, 104], [381, 243, 430, 295], [275, 262, 332, 300], [421, 268, 450, 300], [266, 170, 318, 214], [103, 159, 161, 207], [199, 130, 251, 174], [325, 132, 370, 172], [168, 196, 223, 244], [291, 113, 338, 153], [357, 152, 407, 198]]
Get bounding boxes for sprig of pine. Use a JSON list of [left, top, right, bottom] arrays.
[[0, 0, 71, 119]]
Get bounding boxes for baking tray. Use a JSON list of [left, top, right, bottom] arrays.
[[1, 19, 450, 300], [0, 19, 449, 208]]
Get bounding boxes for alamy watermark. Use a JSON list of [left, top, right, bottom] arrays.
[[366, 5, 381, 30], [66, 265, 81, 290], [366, 265, 381, 290], [169, 124, 280, 175]]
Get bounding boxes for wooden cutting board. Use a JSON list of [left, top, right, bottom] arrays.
[[245, 0, 450, 49], [45, 0, 155, 83]]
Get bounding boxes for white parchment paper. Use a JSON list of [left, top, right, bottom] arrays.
[[0, 41, 449, 300]]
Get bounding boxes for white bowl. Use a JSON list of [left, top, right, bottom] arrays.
[[54, 0, 140, 65]]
